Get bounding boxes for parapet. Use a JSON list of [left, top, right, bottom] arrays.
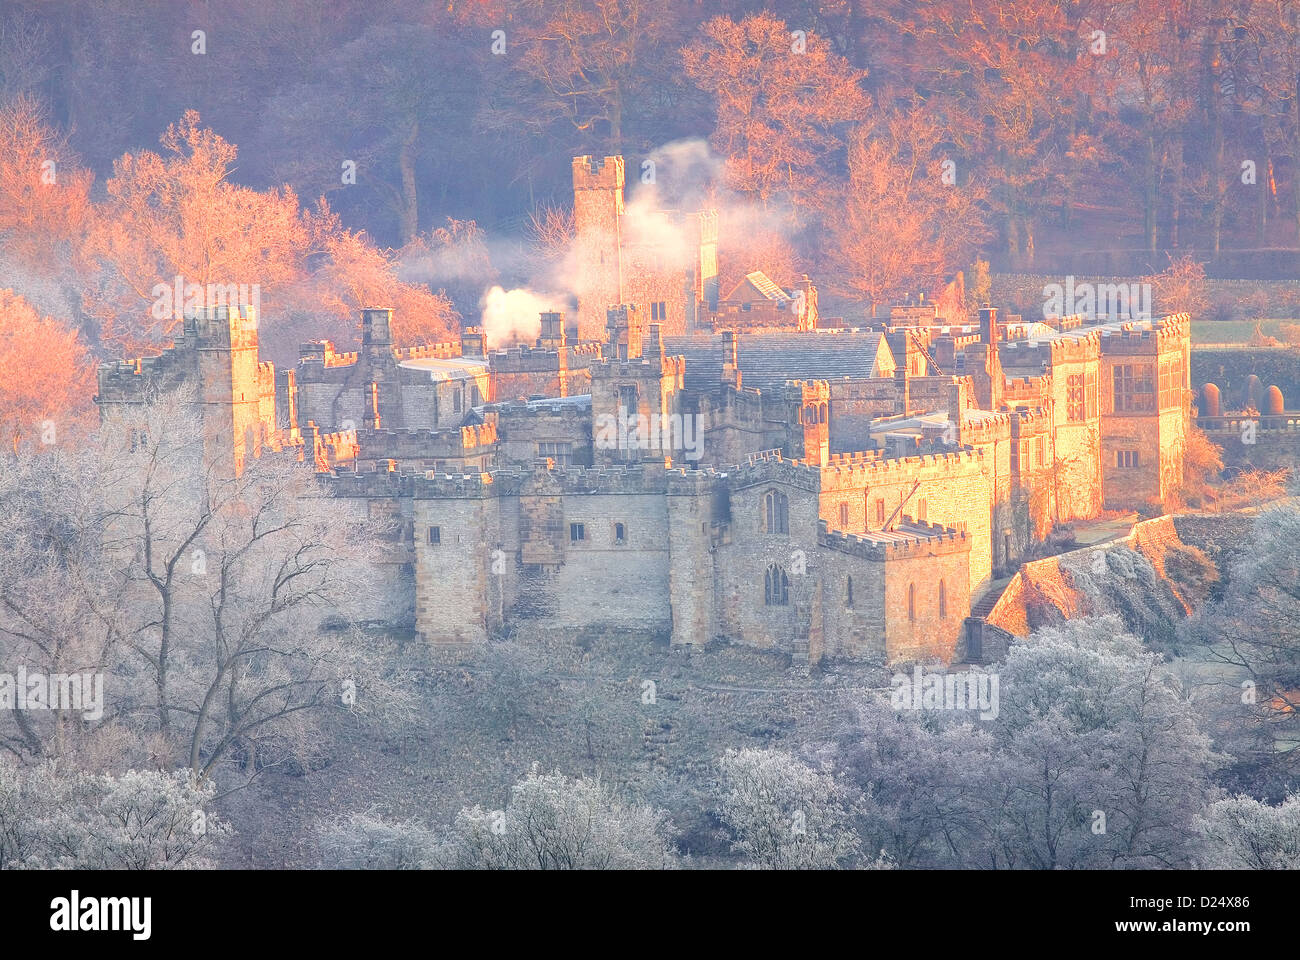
[[398, 340, 462, 361], [728, 453, 823, 493], [356, 419, 499, 461], [1097, 313, 1191, 356], [1002, 374, 1051, 403], [815, 446, 984, 493], [818, 518, 970, 561], [311, 426, 359, 472], [489, 340, 601, 373], [572, 155, 625, 191], [999, 326, 1101, 366], [298, 336, 464, 376]]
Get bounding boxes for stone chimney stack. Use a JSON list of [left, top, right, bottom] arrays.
[[646, 322, 665, 363], [721, 329, 741, 388], [460, 328, 486, 358], [976, 306, 1004, 409], [538, 311, 566, 350], [933, 335, 956, 372], [979, 305, 999, 346], [360, 308, 397, 383], [605, 304, 643, 362], [362, 308, 393, 347]]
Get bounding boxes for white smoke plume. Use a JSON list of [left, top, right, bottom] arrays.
[[474, 139, 799, 343], [479, 285, 569, 349]]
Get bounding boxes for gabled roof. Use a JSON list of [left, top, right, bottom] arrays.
[[663, 331, 895, 393], [722, 271, 794, 304]]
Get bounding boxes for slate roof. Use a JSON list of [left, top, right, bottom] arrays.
[[723, 270, 793, 303], [663, 331, 891, 393]]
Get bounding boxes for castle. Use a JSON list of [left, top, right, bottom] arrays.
[[94, 156, 1193, 666]]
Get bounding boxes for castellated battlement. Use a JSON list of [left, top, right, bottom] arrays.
[[181, 304, 260, 349], [695, 208, 719, 243], [1001, 329, 1102, 366], [787, 379, 831, 400], [665, 465, 729, 496], [489, 340, 601, 373], [1008, 406, 1052, 432], [96, 306, 264, 401], [1039, 313, 1093, 327], [826, 450, 886, 466], [314, 427, 358, 449], [957, 411, 1018, 443], [1157, 312, 1191, 335], [1098, 314, 1191, 356], [310, 426, 359, 471], [1002, 374, 1052, 401], [572, 155, 625, 190], [326, 470, 414, 500], [592, 352, 687, 377], [818, 519, 970, 561], [357, 420, 499, 460], [299, 337, 463, 371], [815, 446, 984, 493], [429, 461, 739, 500], [398, 341, 462, 361], [323, 345, 360, 367], [730, 452, 822, 492], [97, 352, 190, 400]]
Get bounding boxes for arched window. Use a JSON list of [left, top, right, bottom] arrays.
[[938, 580, 948, 620], [819, 403, 828, 423], [762, 489, 789, 534], [765, 564, 789, 606], [908, 583, 916, 622], [846, 575, 854, 608]]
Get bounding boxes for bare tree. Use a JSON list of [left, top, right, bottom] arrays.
[[0, 390, 416, 776]]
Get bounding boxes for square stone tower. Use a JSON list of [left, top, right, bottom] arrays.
[[572, 156, 625, 341]]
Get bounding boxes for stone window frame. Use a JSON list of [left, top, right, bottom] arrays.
[[839, 502, 849, 528], [613, 521, 627, 545], [938, 580, 948, 620], [845, 575, 854, 608], [764, 564, 790, 606], [1113, 363, 1155, 413], [908, 582, 916, 622], [762, 489, 789, 535], [538, 441, 573, 467], [1066, 370, 1099, 422], [570, 522, 586, 543], [428, 526, 441, 545]]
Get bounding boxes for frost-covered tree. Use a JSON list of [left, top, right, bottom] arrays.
[[0, 391, 416, 774], [443, 766, 678, 870], [317, 812, 441, 870], [0, 757, 229, 869], [990, 617, 1221, 869], [1197, 794, 1300, 870], [838, 699, 996, 869], [714, 747, 871, 870], [1198, 503, 1300, 780], [842, 618, 1221, 869]]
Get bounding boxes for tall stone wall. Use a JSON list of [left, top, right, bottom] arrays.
[[816, 451, 993, 592]]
